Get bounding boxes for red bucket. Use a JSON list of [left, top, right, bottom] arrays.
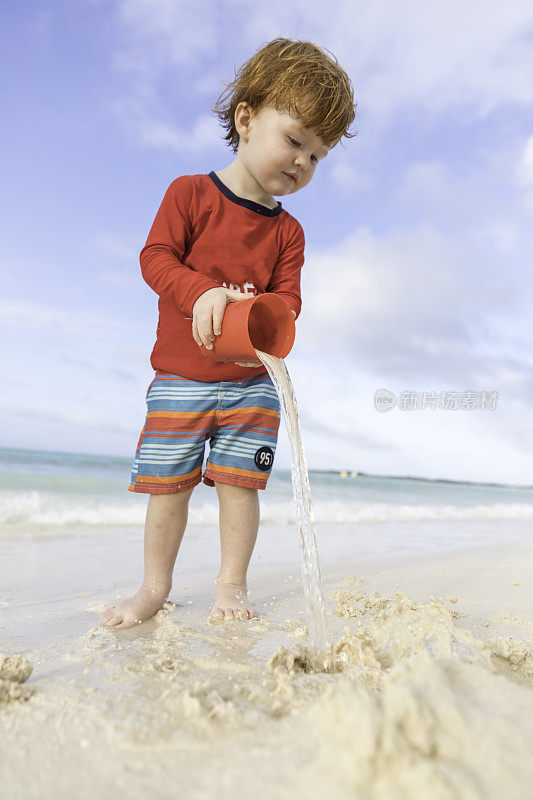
[[201, 293, 295, 362]]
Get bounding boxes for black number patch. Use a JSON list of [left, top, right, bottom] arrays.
[[254, 446, 274, 471]]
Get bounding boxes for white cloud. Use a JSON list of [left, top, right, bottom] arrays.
[[136, 113, 221, 153], [328, 158, 372, 192], [519, 136, 533, 183], [515, 134, 533, 214], [0, 299, 124, 334], [323, 0, 533, 123], [294, 215, 532, 409], [113, 0, 219, 76]]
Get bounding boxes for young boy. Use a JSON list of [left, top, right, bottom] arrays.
[[100, 37, 356, 629]]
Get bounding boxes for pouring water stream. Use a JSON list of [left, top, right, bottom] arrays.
[[255, 350, 329, 661]]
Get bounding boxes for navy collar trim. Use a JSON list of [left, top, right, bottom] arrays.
[[208, 171, 283, 217]]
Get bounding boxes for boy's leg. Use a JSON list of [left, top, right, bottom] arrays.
[[101, 488, 194, 629], [202, 373, 280, 621], [210, 482, 259, 621], [143, 489, 194, 588]]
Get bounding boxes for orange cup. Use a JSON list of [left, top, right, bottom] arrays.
[[201, 292, 295, 362]]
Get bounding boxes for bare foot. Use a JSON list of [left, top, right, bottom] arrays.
[[210, 581, 255, 621], [100, 581, 172, 630]]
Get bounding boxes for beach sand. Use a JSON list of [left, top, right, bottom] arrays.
[[1, 540, 532, 800]]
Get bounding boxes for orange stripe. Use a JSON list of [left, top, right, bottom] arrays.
[[218, 406, 279, 418], [144, 411, 215, 433], [203, 472, 267, 489], [146, 410, 215, 419], [204, 462, 267, 480], [217, 409, 279, 431], [146, 406, 278, 419], [141, 430, 203, 439], [134, 467, 201, 484]]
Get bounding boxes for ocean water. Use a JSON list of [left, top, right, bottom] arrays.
[[1, 446, 532, 566]]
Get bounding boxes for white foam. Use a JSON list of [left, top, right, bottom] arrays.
[[2, 489, 533, 532]]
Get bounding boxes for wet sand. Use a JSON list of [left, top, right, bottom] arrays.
[[1, 540, 532, 800]]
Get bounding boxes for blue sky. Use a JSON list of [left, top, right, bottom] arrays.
[[1, 0, 532, 484]]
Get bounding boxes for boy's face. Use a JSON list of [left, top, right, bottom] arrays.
[[236, 103, 330, 197]]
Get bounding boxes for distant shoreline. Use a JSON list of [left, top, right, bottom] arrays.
[[314, 469, 533, 491]]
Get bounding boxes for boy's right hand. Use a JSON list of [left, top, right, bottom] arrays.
[[192, 287, 250, 350]]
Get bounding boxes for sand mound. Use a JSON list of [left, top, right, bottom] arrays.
[[265, 588, 533, 798], [302, 653, 532, 800], [0, 653, 35, 706]]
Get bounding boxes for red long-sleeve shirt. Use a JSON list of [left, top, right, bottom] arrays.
[[139, 171, 305, 381]]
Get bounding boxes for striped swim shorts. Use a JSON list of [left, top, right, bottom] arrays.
[[128, 370, 281, 493]]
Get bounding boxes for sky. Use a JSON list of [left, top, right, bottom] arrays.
[[1, 0, 532, 485]]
